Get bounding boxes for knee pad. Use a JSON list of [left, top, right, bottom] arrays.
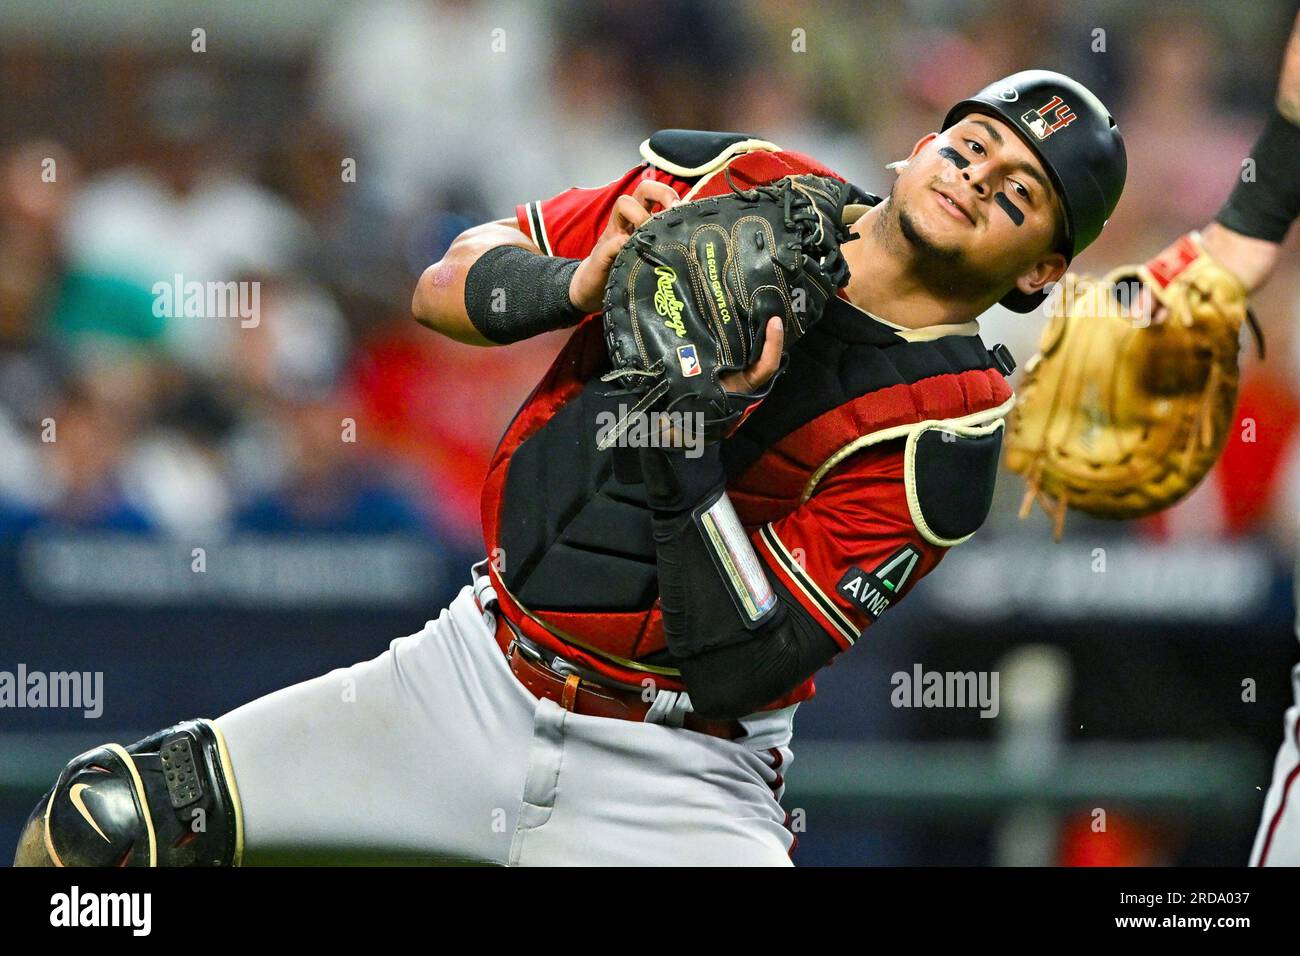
[[43, 719, 243, 867]]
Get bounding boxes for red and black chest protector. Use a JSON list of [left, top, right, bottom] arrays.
[[481, 287, 1013, 688]]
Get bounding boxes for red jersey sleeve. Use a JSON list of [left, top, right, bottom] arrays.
[[513, 145, 844, 261], [515, 165, 689, 260], [754, 442, 946, 651]]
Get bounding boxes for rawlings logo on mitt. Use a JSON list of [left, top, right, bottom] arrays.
[[1006, 232, 1264, 538], [597, 172, 855, 449]]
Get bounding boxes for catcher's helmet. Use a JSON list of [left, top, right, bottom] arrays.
[[943, 69, 1127, 312]]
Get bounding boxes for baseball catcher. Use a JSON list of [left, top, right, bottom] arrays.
[[16, 70, 1127, 866]]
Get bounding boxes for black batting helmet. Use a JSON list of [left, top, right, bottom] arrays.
[[943, 69, 1127, 312]]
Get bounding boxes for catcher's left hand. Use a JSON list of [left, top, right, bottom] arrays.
[[1005, 231, 1264, 538]]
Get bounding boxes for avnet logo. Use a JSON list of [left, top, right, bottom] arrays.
[[49, 886, 151, 936]]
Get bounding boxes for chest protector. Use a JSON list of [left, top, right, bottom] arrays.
[[481, 291, 1014, 688]]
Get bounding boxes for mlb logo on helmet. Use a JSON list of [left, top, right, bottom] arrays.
[[677, 343, 702, 377], [1021, 95, 1078, 140]]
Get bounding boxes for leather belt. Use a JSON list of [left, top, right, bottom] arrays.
[[489, 610, 744, 741]]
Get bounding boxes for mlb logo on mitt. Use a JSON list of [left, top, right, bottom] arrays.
[[676, 343, 702, 378]]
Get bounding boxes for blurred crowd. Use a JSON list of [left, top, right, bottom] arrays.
[[0, 0, 1298, 561]]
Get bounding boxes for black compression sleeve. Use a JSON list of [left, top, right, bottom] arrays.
[[639, 446, 840, 718], [1215, 109, 1300, 243], [679, 576, 839, 719], [463, 245, 586, 344], [642, 446, 738, 658]]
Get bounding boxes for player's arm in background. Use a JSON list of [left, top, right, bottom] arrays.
[[411, 173, 679, 345], [1184, 9, 1300, 295]]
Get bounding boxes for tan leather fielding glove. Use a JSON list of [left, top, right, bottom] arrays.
[[1005, 232, 1261, 539]]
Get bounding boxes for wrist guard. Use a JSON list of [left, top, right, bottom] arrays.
[[1215, 109, 1300, 243], [642, 446, 778, 660], [464, 245, 585, 344]]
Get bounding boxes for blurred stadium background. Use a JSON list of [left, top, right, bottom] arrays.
[[1, 0, 1298, 866]]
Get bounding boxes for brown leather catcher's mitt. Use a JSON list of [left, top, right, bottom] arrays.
[[1005, 232, 1264, 538]]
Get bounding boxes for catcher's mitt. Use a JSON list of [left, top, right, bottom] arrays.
[[597, 172, 854, 449], [1005, 232, 1264, 539]]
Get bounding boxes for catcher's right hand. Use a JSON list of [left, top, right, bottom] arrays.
[[569, 178, 682, 314], [1005, 231, 1264, 538]]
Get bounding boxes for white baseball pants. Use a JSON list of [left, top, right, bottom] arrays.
[[215, 578, 798, 866], [1251, 663, 1300, 866]]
